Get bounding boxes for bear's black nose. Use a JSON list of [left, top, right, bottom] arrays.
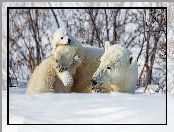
[[68, 39, 71, 43], [91, 79, 97, 86]]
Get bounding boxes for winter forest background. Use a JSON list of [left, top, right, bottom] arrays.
[[8, 8, 167, 93]]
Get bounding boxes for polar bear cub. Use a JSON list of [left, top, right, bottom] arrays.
[[51, 26, 82, 71], [26, 48, 81, 94], [26, 27, 81, 94], [52, 26, 77, 47], [91, 41, 138, 93]]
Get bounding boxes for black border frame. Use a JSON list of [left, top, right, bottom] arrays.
[[7, 6, 167, 125]]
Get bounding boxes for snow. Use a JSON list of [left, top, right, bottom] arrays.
[[3, 88, 174, 132], [3, 87, 166, 124]]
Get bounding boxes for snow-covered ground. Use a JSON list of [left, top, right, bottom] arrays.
[[2, 87, 167, 124], [3, 88, 174, 132]]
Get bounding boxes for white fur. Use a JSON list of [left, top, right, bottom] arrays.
[[26, 28, 82, 94], [52, 27, 69, 46], [54, 41, 104, 92], [92, 41, 138, 93], [63, 45, 104, 92], [56, 54, 82, 87], [51, 27, 77, 48], [48, 28, 105, 93], [58, 71, 73, 87], [104, 41, 111, 50], [26, 54, 81, 94]]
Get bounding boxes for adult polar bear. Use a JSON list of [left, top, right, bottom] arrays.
[[70, 45, 104, 92], [91, 41, 138, 93]]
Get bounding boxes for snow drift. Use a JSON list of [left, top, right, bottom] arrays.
[[5, 87, 166, 124]]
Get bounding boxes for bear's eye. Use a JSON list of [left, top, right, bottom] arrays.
[[61, 37, 63, 39], [107, 67, 111, 70]]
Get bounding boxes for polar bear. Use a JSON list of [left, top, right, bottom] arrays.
[[26, 28, 81, 94], [27, 26, 104, 94], [52, 27, 72, 46], [91, 41, 138, 93], [55, 44, 104, 92], [26, 55, 81, 94], [51, 27, 82, 72], [70, 45, 104, 92], [43, 25, 104, 93], [27, 26, 103, 93]]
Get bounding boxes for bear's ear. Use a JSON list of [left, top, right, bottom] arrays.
[[105, 41, 111, 51]]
